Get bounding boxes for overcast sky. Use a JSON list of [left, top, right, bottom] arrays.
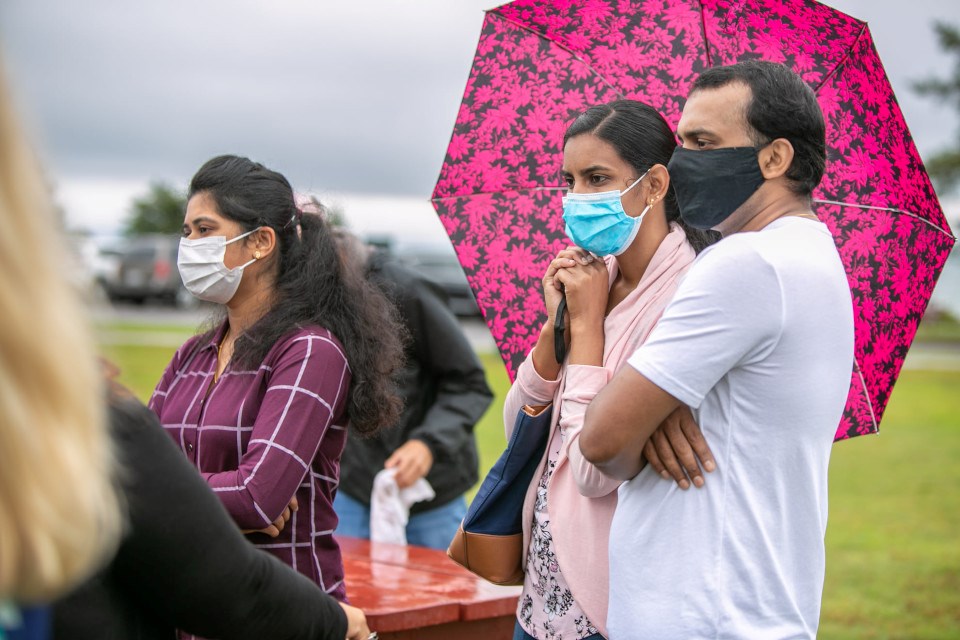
[[1, 0, 958, 240]]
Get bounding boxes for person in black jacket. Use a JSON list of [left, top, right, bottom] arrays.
[[53, 393, 372, 640], [332, 231, 493, 549]]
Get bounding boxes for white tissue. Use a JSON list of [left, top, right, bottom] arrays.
[[369, 468, 435, 545]]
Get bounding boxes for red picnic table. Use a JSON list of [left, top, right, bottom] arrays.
[[339, 536, 521, 639]]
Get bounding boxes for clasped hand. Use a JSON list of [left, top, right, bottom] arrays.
[[543, 247, 609, 329], [532, 247, 609, 379]]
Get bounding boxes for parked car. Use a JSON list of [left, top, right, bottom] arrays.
[[68, 234, 123, 304], [103, 234, 196, 308], [379, 239, 481, 317]]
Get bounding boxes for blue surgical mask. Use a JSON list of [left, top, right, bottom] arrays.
[[562, 170, 652, 256]]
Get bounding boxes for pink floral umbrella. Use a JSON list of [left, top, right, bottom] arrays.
[[430, 0, 957, 440]]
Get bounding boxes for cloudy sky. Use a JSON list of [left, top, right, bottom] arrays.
[[1, 0, 958, 242]]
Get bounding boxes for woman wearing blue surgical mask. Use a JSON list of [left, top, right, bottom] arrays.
[[502, 100, 717, 640], [148, 155, 404, 607]]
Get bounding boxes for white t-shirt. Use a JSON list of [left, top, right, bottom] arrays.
[[608, 217, 854, 640]]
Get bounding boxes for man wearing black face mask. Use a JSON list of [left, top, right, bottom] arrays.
[[579, 61, 855, 639]]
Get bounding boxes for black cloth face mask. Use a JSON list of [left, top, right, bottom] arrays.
[[667, 146, 766, 230]]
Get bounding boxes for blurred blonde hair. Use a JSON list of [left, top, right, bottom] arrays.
[[0, 63, 121, 601]]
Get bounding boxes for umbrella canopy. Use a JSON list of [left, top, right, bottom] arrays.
[[431, 0, 957, 440]]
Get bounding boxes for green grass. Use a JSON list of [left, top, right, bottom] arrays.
[[101, 342, 180, 399], [915, 311, 960, 343], [820, 370, 960, 639], [101, 322, 960, 638], [473, 351, 513, 480]]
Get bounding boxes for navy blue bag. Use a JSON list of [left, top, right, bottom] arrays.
[[447, 403, 551, 585]]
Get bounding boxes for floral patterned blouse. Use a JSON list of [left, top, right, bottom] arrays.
[[517, 421, 600, 639]]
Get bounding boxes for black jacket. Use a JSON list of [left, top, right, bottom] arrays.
[[338, 252, 493, 513], [53, 397, 348, 640]]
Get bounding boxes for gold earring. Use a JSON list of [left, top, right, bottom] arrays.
[[254, 250, 261, 260]]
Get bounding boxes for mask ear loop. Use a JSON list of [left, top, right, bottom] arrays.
[[224, 226, 261, 246], [610, 199, 655, 257], [235, 256, 258, 270], [624, 168, 657, 228], [225, 227, 264, 270], [621, 168, 651, 196]]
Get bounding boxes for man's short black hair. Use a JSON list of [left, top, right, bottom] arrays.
[[691, 60, 826, 197]]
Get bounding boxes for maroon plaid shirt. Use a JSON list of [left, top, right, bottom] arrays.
[[149, 322, 350, 600]]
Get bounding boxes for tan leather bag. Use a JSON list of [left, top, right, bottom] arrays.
[[447, 526, 525, 585], [447, 403, 551, 586]]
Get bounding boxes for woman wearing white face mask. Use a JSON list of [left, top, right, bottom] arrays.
[[149, 155, 405, 609], [502, 101, 719, 640]]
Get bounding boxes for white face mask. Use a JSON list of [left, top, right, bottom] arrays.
[[177, 227, 260, 304]]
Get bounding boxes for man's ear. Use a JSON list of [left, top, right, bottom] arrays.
[[759, 138, 795, 180]]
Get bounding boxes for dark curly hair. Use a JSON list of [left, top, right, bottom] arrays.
[[563, 99, 719, 253], [188, 155, 404, 435]]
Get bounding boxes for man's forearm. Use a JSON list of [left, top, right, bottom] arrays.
[[581, 367, 681, 480]]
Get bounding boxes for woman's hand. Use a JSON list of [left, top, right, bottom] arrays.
[[241, 495, 298, 537], [643, 405, 716, 489], [532, 248, 598, 378], [552, 249, 607, 366], [542, 247, 595, 326], [338, 602, 372, 640], [533, 247, 608, 380], [553, 252, 609, 328]]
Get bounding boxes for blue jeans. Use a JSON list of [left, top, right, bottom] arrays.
[[4, 606, 50, 640], [513, 620, 605, 640], [333, 491, 466, 550]]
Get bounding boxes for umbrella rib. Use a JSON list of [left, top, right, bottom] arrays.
[[431, 186, 568, 204], [813, 23, 868, 93], [696, 0, 713, 68], [853, 359, 880, 435], [813, 199, 957, 239], [489, 11, 624, 99]]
